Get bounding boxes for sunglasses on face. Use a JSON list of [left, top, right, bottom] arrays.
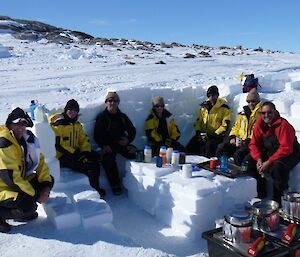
[[107, 99, 117, 103], [247, 100, 257, 104], [261, 111, 273, 115], [154, 105, 164, 108]]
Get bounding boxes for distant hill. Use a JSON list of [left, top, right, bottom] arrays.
[[0, 15, 284, 55]]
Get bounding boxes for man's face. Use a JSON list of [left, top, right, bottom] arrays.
[[9, 122, 27, 140], [153, 104, 164, 117], [106, 98, 119, 113], [261, 105, 276, 125], [66, 109, 78, 120], [208, 94, 218, 105], [247, 100, 259, 111]]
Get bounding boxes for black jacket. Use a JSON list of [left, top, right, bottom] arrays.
[[94, 108, 136, 147]]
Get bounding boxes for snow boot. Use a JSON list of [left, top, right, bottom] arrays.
[[0, 218, 11, 233]]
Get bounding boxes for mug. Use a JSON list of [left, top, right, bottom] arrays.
[[182, 164, 192, 178], [209, 157, 218, 169]]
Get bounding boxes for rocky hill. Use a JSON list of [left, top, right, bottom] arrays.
[[0, 15, 285, 56]]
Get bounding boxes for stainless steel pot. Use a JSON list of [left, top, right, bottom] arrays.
[[250, 200, 280, 232], [223, 210, 252, 243], [282, 192, 300, 219]]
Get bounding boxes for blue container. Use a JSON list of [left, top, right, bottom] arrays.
[[220, 154, 228, 172], [156, 156, 162, 168]]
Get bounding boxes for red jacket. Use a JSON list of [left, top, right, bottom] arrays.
[[249, 114, 297, 164]]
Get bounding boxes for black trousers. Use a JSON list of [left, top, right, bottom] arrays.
[[59, 151, 102, 192], [186, 135, 223, 158], [101, 144, 136, 189], [248, 153, 299, 203], [0, 176, 54, 219]]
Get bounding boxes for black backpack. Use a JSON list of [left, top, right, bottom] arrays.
[[241, 74, 261, 93]]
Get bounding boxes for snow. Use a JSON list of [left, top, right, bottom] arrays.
[[1, 31, 300, 257]]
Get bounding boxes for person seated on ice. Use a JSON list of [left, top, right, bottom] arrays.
[[186, 85, 231, 158], [144, 96, 185, 156], [216, 89, 262, 165], [248, 101, 300, 203], [49, 99, 105, 198], [0, 108, 54, 233], [94, 92, 136, 195]]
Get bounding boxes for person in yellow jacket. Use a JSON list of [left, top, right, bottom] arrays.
[[49, 99, 105, 197], [0, 107, 54, 233], [186, 85, 231, 157], [144, 96, 185, 156], [216, 89, 262, 165]]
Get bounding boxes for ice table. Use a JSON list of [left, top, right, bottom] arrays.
[[123, 155, 257, 240]]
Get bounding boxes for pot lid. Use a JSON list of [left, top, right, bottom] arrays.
[[285, 192, 300, 202], [226, 210, 252, 226], [252, 200, 279, 215]]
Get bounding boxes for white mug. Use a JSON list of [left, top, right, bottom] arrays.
[[182, 164, 192, 178]]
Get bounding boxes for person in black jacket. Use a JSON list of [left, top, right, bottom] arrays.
[[94, 92, 136, 195]]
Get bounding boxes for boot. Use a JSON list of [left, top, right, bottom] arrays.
[[14, 211, 38, 222], [97, 188, 106, 198], [0, 218, 11, 233]]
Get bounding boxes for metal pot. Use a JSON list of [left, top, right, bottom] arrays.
[[282, 192, 300, 219], [223, 210, 252, 243], [250, 200, 280, 232]]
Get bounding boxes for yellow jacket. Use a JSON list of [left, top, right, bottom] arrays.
[[144, 109, 180, 146], [229, 101, 262, 140], [49, 113, 91, 159], [0, 126, 52, 201], [194, 97, 231, 136]]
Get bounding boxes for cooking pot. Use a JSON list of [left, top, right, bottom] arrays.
[[250, 200, 280, 232], [223, 210, 252, 243], [282, 192, 300, 219]]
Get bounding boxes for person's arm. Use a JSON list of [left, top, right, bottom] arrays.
[[123, 114, 136, 143], [268, 120, 296, 164], [215, 107, 231, 135], [94, 114, 106, 147], [77, 123, 92, 152], [144, 114, 163, 143], [0, 143, 35, 197]]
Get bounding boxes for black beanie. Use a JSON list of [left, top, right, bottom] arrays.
[[207, 85, 219, 97], [5, 107, 33, 127], [64, 99, 79, 113]]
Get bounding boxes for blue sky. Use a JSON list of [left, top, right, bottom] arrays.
[[2, 0, 300, 52]]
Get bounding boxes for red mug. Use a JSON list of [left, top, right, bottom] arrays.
[[209, 157, 218, 169]]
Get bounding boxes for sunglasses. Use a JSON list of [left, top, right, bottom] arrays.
[[247, 100, 257, 103], [107, 99, 117, 103], [154, 105, 164, 108], [261, 111, 273, 115]]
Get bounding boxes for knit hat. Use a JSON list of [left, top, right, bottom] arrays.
[[207, 85, 219, 97], [152, 96, 165, 106], [105, 92, 120, 103], [64, 99, 79, 113], [5, 107, 33, 127], [246, 89, 260, 102]]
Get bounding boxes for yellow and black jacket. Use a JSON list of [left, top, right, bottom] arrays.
[[49, 113, 91, 159], [144, 109, 180, 146], [0, 126, 52, 201], [229, 101, 262, 140], [194, 97, 231, 137]]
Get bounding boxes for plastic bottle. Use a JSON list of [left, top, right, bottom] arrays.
[[241, 160, 248, 172], [159, 146, 167, 166], [29, 100, 37, 120], [220, 154, 228, 172], [171, 150, 180, 167], [166, 147, 173, 164], [144, 146, 152, 163]]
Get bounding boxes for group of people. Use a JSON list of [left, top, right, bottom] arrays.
[[0, 87, 299, 233]]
